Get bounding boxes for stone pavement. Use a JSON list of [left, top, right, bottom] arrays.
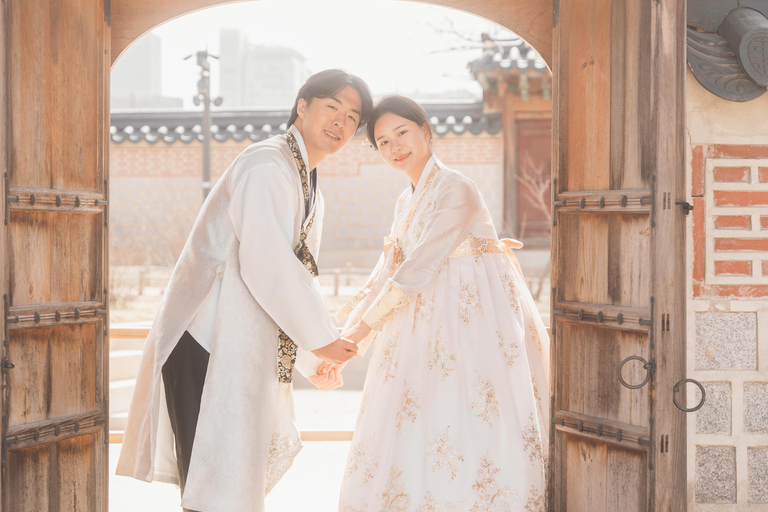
[[110, 389, 363, 512]]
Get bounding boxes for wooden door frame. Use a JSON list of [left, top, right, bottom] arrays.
[[108, 0, 554, 68]]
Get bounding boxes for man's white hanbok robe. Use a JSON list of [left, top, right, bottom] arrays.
[[116, 126, 337, 512]]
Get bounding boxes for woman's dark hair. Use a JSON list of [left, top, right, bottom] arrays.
[[366, 95, 433, 150], [287, 69, 373, 129]]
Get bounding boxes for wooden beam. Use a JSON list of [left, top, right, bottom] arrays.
[[111, 0, 552, 68]]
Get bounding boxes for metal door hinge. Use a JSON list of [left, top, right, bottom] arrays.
[[675, 201, 694, 215], [104, 0, 111, 27]]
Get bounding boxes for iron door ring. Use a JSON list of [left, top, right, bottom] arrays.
[[618, 355, 652, 389], [673, 378, 706, 412]]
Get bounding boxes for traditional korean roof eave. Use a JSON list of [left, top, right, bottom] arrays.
[[468, 35, 552, 101], [110, 102, 502, 145]]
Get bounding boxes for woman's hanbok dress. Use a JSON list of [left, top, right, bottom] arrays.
[[337, 156, 550, 511]]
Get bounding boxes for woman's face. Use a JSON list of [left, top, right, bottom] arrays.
[[373, 112, 432, 177]]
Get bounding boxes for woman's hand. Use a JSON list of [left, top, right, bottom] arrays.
[[308, 363, 344, 391], [341, 320, 372, 344]]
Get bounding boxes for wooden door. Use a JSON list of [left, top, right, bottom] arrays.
[[549, 0, 686, 510], [1, 0, 110, 510]]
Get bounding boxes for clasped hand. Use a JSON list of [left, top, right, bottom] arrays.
[[308, 321, 372, 391]]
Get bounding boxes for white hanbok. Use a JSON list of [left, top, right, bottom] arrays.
[[337, 156, 550, 511]]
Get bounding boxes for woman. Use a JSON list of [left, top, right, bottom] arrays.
[[335, 95, 549, 511]]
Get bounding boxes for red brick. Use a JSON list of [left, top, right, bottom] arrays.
[[714, 191, 768, 207], [714, 215, 752, 230], [692, 197, 706, 284], [763, 261, 768, 276], [715, 238, 768, 251], [714, 260, 752, 276], [763, 216, 768, 230], [760, 167, 768, 183], [713, 166, 750, 182], [691, 144, 706, 197], [712, 144, 768, 158]]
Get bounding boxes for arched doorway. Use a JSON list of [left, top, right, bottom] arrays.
[[0, 0, 687, 510]]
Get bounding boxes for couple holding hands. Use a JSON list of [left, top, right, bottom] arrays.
[[117, 69, 549, 512]]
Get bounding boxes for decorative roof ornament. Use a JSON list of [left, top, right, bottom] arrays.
[[687, 4, 768, 102]]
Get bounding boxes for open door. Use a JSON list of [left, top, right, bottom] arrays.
[[549, 0, 687, 510], [1, 0, 110, 510]]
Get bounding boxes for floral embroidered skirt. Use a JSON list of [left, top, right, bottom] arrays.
[[339, 252, 550, 511]]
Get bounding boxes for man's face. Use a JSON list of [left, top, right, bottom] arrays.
[[295, 86, 363, 161]]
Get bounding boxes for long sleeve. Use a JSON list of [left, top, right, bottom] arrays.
[[362, 175, 483, 330], [228, 158, 338, 352]]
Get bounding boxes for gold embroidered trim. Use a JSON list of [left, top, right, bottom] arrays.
[[450, 235, 524, 258], [277, 132, 319, 384], [362, 279, 412, 331]]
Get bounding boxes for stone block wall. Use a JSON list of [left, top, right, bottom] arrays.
[[686, 73, 768, 509], [108, 133, 504, 268]]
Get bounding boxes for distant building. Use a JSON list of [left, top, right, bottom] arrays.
[[219, 28, 312, 108], [111, 33, 183, 110]]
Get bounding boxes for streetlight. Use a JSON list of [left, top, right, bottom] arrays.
[[185, 50, 223, 201]]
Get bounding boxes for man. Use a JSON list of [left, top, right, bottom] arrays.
[[116, 69, 373, 512]]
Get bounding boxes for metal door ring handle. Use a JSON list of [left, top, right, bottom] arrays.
[[673, 378, 706, 412], [618, 355, 652, 389]]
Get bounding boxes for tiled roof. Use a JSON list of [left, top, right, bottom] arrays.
[[110, 101, 502, 145], [468, 34, 549, 76]]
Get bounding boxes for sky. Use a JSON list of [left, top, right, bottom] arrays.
[[124, 0, 520, 109]]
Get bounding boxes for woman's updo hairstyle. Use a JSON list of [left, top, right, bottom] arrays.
[[366, 95, 433, 150]]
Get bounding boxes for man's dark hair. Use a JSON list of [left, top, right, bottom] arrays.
[[287, 69, 373, 129], [366, 95, 433, 150]]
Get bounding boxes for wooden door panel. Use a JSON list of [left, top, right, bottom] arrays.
[[9, 211, 103, 307], [558, 323, 650, 427], [560, 0, 612, 192], [557, 436, 648, 512], [8, 0, 102, 191], [8, 325, 100, 427], [558, 214, 651, 308], [8, 433, 105, 512], [2, 0, 109, 509], [551, 0, 686, 509]]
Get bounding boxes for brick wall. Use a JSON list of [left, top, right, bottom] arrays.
[[108, 133, 503, 268], [686, 72, 768, 509]]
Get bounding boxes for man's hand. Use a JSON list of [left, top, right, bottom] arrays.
[[311, 337, 358, 365], [341, 321, 372, 344], [307, 364, 343, 391]]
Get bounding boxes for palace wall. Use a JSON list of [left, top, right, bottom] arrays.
[[108, 132, 504, 269], [686, 69, 768, 509]]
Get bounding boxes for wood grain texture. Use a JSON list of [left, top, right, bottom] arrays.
[[8, 0, 102, 191], [559, 214, 650, 308], [110, 0, 553, 67], [3, 0, 110, 509], [648, 0, 687, 508], [7, 325, 98, 428], [550, 0, 686, 509], [557, 434, 647, 511], [8, 434, 103, 512], [558, 322, 650, 428], [8, 212, 102, 307]]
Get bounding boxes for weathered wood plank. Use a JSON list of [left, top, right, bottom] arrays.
[[558, 322, 650, 429], [8, 0, 102, 192], [649, 0, 687, 508], [7, 324, 99, 430], [8, 212, 102, 307]]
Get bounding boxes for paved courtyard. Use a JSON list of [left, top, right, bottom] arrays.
[[110, 390, 363, 512]]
